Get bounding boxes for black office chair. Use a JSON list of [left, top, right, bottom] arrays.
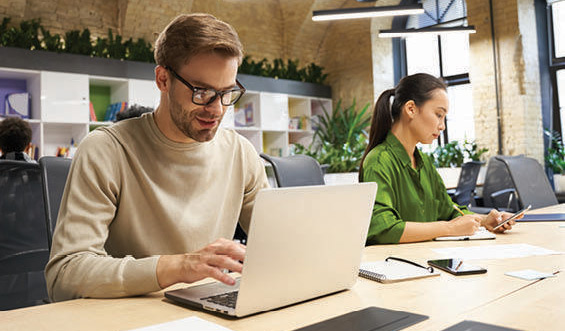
[[0, 160, 50, 310], [233, 153, 326, 243], [470, 156, 520, 213], [448, 161, 483, 207], [497, 155, 558, 209], [259, 153, 325, 187], [38, 156, 72, 249]]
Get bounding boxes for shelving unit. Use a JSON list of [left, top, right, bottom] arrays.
[[0, 47, 331, 159], [0, 67, 160, 158], [222, 91, 331, 156]]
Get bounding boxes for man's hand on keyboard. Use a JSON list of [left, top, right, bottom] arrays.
[[156, 238, 246, 289]]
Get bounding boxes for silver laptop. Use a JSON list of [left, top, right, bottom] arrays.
[[165, 182, 377, 317]]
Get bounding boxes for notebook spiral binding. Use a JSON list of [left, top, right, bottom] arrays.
[[358, 269, 387, 282]]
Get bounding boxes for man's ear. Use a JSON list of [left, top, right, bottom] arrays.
[[403, 100, 417, 119], [155, 66, 170, 92]]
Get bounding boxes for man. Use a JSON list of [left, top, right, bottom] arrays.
[[46, 13, 269, 301], [0, 116, 35, 162]]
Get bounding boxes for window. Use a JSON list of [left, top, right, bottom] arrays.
[[549, 1, 565, 136], [552, 1, 565, 58], [558, 70, 565, 134], [406, 34, 440, 76], [403, 0, 474, 146]]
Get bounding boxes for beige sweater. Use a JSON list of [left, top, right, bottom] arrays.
[[46, 113, 269, 301]]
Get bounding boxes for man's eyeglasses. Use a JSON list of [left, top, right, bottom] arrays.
[[165, 66, 246, 106]]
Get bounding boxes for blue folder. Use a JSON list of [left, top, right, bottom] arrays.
[[518, 213, 565, 222]]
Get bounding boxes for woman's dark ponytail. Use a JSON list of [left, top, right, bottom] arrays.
[[358, 73, 447, 182], [359, 88, 396, 181]]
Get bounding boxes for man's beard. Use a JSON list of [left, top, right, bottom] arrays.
[[169, 98, 223, 142]]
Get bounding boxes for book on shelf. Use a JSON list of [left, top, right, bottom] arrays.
[[103, 102, 128, 122], [234, 102, 254, 127], [89, 102, 97, 122], [359, 257, 440, 284]]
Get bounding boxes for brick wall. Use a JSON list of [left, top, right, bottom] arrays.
[[467, 0, 544, 162]]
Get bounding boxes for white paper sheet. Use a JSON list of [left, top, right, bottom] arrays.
[[129, 316, 233, 331], [432, 244, 563, 260], [505, 269, 557, 281]]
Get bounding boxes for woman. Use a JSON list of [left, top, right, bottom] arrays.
[[359, 73, 515, 244]]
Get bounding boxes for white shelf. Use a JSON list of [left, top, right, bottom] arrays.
[[0, 67, 160, 158], [227, 91, 331, 156]]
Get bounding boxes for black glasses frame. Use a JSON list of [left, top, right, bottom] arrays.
[[164, 66, 246, 106]]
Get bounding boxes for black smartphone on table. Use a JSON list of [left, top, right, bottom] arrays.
[[492, 205, 531, 230], [427, 258, 487, 275]]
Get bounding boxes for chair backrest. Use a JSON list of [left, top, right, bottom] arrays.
[[496, 155, 558, 209], [482, 156, 518, 210], [259, 153, 325, 187], [38, 156, 72, 248], [233, 154, 325, 243], [452, 161, 483, 206], [0, 160, 49, 310]]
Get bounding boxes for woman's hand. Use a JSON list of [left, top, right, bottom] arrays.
[[447, 214, 481, 236], [482, 209, 518, 233]]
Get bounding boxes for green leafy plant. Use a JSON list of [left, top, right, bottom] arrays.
[[238, 55, 328, 84], [40, 26, 62, 52], [63, 28, 93, 55], [0, 16, 155, 63], [0, 18, 41, 50], [106, 29, 126, 59], [92, 35, 109, 58], [293, 99, 371, 173], [428, 139, 489, 167], [430, 141, 465, 168], [125, 37, 154, 62], [462, 139, 489, 161], [545, 129, 565, 175]]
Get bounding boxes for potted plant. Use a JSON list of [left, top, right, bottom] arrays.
[[428, 140, 488, 188], [428, 141, 465, 188], [545, 130, 565, 192], [292, 99, 370, 184]]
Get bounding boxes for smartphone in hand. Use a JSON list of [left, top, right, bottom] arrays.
[[493, 205, 531, 231], [427, 259, 487, 275]]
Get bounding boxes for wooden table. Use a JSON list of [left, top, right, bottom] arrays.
[[2, 206, 564, 331]]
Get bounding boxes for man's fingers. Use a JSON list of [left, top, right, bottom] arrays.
[[200, 264, 237, 286], [202, 254, 244, 273], [206, 239, 246, 261]]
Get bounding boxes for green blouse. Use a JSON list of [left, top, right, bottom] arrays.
[[361, 132, 470, 244]]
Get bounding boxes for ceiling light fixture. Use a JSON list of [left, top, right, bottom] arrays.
[[378, 26, 476, 38], [312, 4, 424, 22]]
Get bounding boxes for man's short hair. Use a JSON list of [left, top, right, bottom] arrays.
[[0, 117, 32, 153], [115, 104, 154, 122], [154, 13, 243, 71]]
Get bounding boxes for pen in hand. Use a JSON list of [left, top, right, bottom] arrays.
[[453, 204, 465, 216]]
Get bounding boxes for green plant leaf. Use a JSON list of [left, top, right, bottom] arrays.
[[545, 129, 565, 174], [293, 99, 370, 173]]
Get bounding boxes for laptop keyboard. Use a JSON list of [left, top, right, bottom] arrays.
[[201, 291, 239, 309]]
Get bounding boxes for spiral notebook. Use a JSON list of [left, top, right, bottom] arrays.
[[359, 257, 440, 284]]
